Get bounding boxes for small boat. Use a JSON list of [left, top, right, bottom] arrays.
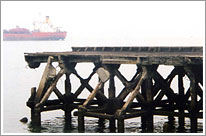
[[3, 16, 67, 41]]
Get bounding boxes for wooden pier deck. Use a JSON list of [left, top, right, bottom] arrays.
[[24, 46, 203, 133]]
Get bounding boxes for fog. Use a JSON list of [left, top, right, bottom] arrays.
[[1, 1, 205, 46]]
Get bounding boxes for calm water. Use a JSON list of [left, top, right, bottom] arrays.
[[2, 41, 203, 134]]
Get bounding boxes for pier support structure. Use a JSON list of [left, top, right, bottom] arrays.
[[25, 47, 203, 133]]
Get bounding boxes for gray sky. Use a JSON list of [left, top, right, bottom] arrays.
[[1, 1, 205, 46]]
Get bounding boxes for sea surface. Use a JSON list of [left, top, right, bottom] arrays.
[[1, 41, 203, 134]]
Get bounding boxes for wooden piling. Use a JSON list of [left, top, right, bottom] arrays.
[[177, 68, 185, 130], [145, 66, 153, 131], [117, 118, 124, 133], [108, 68, 116, 131], [65, 73, 72, 96], [184, 67, 198, 132], [64, 73, 72, 129], [28, 87, 41, 126], [141, 74, 147, 130], [31, 108, 41, 126], [78, 110, 85, 132]]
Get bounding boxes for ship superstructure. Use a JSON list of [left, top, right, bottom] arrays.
[[3, 16, 67, 41]]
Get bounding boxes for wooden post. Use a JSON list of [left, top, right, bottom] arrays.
[[30, 87, 37, 101], [28, 87, 41, 127], [141, 66, 153, 132], [108, 71, 116, 131], [64, 107, 72, 130], [117, 118, 124, 133], [108, 73, 115, 98], [145, 68, 153, 132], [64, 73, 72, 129], [184, 67, 197, 132], [65, 73, 72, 96], [168, 100, 175, 125], [78, 110, 85, 132], [141, 80, 147, 130], [178, 69, 185, 130], [31, 108, 41, 126]]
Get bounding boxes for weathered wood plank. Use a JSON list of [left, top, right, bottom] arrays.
[[117, 72, 142, 100], [81, 81, 103, 107], [72, 69, 108, 102], [115, 66, 147, 117], [34, 56, 55, 104], [36, 69, 66, 108]]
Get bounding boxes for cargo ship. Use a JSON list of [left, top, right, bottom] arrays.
[[3, 16, 67, 41]]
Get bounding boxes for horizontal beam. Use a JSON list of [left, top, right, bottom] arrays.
[[24, 47, 202, 68], [74, 111, 114, 119], [72, 46, 203, 53]]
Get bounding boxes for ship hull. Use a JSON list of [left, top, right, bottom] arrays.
[[3, 32, 67, 41]]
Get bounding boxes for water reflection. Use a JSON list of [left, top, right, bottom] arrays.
[[27, 116, 203, 133]]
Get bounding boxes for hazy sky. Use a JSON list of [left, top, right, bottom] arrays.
[[1, 1, 205, 46]]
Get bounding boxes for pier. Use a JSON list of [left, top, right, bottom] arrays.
[[24, 46, 203, 133]]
